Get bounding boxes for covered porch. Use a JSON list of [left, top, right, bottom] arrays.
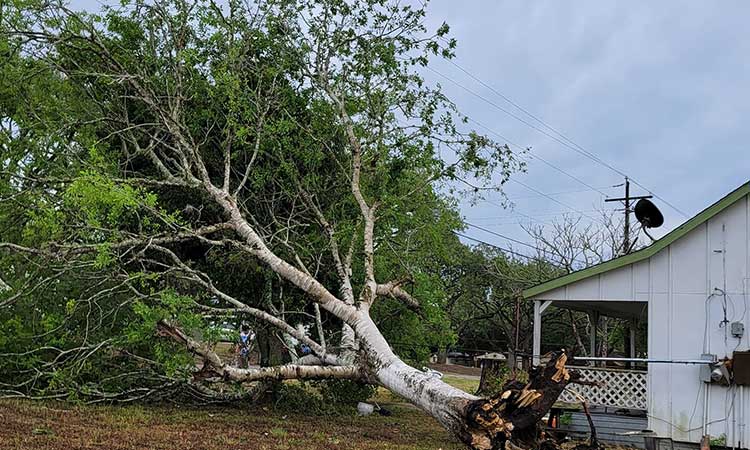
[[532, 297, 649, 447], [532, 296, 648, 407], [532, 298, 647, 367]]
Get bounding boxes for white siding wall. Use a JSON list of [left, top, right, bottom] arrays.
[[647, 194, 750, 447], [541, 263, 652, 303]]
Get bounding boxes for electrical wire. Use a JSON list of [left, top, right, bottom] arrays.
[[464, 222, 588, 267], [479, 196, 567, 228], [469, 209, 604, 221], [443, 114, 614, 226], [505, 187, 616, 202], [453, 231, 565, 268], [428, 60, 690, 218], [509, 178, 607, 226], [465, 115, 610, 198]]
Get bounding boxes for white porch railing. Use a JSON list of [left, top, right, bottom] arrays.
[[558, 366, 647, 410]]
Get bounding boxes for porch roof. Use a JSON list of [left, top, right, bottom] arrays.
[[550, 300, 646, 320]]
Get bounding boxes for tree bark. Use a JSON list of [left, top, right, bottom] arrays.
[[438, 347, 448, 365], [161, 174, 578, 450]]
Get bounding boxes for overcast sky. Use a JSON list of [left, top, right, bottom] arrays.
[[422, 1, 750, 251]]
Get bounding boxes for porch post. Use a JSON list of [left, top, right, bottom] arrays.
[[533, 301, 542, 366], [533, 300, 552, 366], [588, 311, 599, 366], [629, 320, 637, 359]]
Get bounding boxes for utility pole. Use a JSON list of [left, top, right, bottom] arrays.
[[605, 177, 652, 254], [624, 178, 630, 252]]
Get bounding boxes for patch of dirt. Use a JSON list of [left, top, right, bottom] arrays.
[[428, 363, 482, 377]]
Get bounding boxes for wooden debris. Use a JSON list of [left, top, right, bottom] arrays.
[[550, 353, 570, 383]]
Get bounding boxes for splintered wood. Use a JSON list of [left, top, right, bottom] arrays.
[[550, 353, 570, 383], [515, 388, 542, 408]]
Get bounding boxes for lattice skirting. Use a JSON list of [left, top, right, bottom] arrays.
[[559, 367, 647, 410]]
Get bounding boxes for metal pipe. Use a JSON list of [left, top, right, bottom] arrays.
[[572, 356, 715, 365], [703, 382, 709, 437], [731, 384, 736, 450], [532, 301, 541, 366]]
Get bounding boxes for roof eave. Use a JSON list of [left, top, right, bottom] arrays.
[[522, 181, 750, 299]]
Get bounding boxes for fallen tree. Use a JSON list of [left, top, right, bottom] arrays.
[[0, 0, 586, 447], [160, 317, 583, 450]]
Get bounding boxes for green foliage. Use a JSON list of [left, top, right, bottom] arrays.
[[478, 365, 530, 397], [22, 205, 64, 246], [270, 380, 376, 416], [316, 380, 377, 406], [710, 434, 727, 447], [94, 244, 114, 269], [64, 171, 159, 231]]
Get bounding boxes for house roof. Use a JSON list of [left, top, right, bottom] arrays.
[[523, 181, 750, 299]]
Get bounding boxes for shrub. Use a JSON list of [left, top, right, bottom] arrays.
[[269, 380, 376, 415], [479, 365, 530, 397]]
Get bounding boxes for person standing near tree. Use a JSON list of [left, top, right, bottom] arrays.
[[235, 325, 255, 369]]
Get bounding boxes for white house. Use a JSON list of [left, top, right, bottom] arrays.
[[525, 181, 750, 449]]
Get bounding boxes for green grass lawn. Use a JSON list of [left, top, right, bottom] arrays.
[[441, 376, 479, 394], [0, 371, 480, 449]]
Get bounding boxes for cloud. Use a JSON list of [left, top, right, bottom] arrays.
[[422, 0, 750, 243]]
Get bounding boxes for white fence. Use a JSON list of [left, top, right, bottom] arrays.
[[558, 366, 647, 410]]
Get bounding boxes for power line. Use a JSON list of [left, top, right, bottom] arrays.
[[455, 232, 575, 272], [480, 195, 582, 228], [467, 116, 610, 197], [424, 71, 612, 224], [469, 209, 604, 221], [428, 62, 689, 218], [425, 67, 620, 226], [427, 65, 605, 167], [440, 112, 613, 225], [427, 75, 610, 199], [504, 186, 616, 201], [509, 178, 607, 226], [453, 232, 544, 262], [465, 222, 547, 253], [465, 222, 588, 267]]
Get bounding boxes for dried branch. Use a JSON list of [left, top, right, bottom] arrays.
[[156, 320, 362, 383]]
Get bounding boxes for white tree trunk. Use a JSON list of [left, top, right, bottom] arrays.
[[350, 313, 479, 439]]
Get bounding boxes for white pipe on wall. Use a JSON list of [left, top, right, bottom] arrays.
[[572, 356, 715, 364], [703, 383, 710, 437], [731, 384, 736, 450]]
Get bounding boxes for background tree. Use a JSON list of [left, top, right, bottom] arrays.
[[443, 245, 559, 366], [441, 208, 647, 368]]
